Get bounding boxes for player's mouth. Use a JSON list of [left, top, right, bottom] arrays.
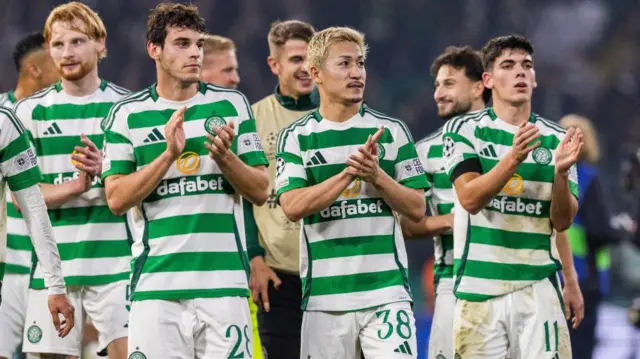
[[347, 82, 364, 89], [184, 64, 200, 69], [295, 74, 312, 85], [515, 82, 528, 92], [61, 62, 80, 69]]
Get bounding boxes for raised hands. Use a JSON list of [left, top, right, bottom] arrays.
[[509, 121, 541, 163], [72, 134, 102, 177], [164, 106, 187, 160], [555, 127, 583, 175], [345, 126, 385, 183], [205, 121, 235, 161]]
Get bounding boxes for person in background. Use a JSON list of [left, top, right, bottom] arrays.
[[249, 20, 317, 359], [200, 33, 265, 359]]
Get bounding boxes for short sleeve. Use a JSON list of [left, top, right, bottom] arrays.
[[101, 105, 136, 179], [415, 142, 433, 202], [0, 108, 42, 191], [442, 119, 479, 178], [274, 128, 307, 201], [393, 124, 429, 190], [232, 93, 269, 168]]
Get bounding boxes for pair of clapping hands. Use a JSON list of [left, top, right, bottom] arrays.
[[344, 126, 385, 183]]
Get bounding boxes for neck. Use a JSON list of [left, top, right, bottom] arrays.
[[492, 97, 531, 126], [157, 69, 198, 101], [278, 82, 298, 100], [61, 69, 101, 97], [319, 97, 361, 123], [13, 77, 40, 101], [470, 98, 486, 113]]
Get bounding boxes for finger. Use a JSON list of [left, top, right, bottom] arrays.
[[251, 285, 260, 304], [204, 142, 219, 158], [221, 125, 235, 140], [349, 154, 369, 167], [73, 146, 98, 160], [516, 126, 540, 144], [212, 136, 229, 152], [228, 121, 235, 130], [80, 135, 98, 151], [525, 141, 541, 153], [345, 166, 361, 176], [518, 130, 541, 148], [72, 155, 98, 167], [271, 273, 282, 289], [73, 162, 97, 176], [358, 147, 376, 160], [370, 126, 384, 145], [64, 305, 75, 333], [561, 127, 576, 145], [564, 301, 571, 320], [260, 284, 271, 312], [213, 128, 232, 148], [346, 160, 368, 173], [50, 308, 61, 331]]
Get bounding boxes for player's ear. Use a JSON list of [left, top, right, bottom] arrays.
[[26, 62, 42, 80], [147, 41, 161, 61], [473, 81, 484, 100], [482, 71, 493, 90], [310, 65, 321, 85], [267, 56, 279, 76], [532, 69, 538, 88], [96, 37, 106, 60]]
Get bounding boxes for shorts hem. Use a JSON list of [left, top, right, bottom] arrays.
[[98, 331, 129, 354], [304, 299, 412, 313], [22, 345, 81, 357], [0, 349, 14, 358]]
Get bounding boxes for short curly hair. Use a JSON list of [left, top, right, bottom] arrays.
[[146, 3, 206, 46], [481, 35, 534, 71]]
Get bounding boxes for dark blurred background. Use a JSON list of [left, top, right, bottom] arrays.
[[2, 0, 640, 358]]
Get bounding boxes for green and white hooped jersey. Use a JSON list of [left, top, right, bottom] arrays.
[[0, 106, 45, 282], [275, 105, 430, 311], [0, 91, 33, 275], [415, 126, 455, 287], [442, 108, 579, 301], [102, 82, 268, 301], [13, 80, 132, 288]]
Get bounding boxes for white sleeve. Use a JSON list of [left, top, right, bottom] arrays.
[[13, 185, 66, 295]]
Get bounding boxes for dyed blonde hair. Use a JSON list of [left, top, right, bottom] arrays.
[[44, 1, 107, 59], [307, 26, 368, 69], [559, 114, 600, 164], [203, 34, 235, 55]]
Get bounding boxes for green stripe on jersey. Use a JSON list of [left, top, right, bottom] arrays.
[[275, 105, 428, 311], [416, 126, 454, 285], [102, 82, 267, 301], [442, 108, 574, 300], [12, 81, 132, 288]]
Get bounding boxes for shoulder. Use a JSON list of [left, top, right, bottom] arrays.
[[362, 105, 413, 141], [102, 89, 152, 130], [104, 81, 131, 98], [276, 111, 315, 151], [534, 114, 567, 137], [0, 105, 25, 133], [416, 126, 444, 148], [443, 108, 489, 134], [203, 83, 251, 111], [251, 94, 275, 111], [13, 84, 57, 112]]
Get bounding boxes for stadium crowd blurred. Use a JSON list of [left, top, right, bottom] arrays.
[[1, 0, 640, 358]]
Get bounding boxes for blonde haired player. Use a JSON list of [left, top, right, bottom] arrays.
[[201, 34, 240, 89], [16, 2, 131, 359], [276, 27, 428, 359]]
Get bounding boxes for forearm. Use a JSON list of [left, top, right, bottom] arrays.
[[550, 173, 578, 231], [39, 180, 85, 209], [374, 172, 425, 221], [280, 171, 353, 222], [400, 213, 452, 239], [456, 156, 519, 213], [105, 151, 173, 215], [14, 186, 66, 295], [556, 231, 578, 282], [217, 153, 268, 205]]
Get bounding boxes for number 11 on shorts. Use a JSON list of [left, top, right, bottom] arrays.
[[543, 320, 559, 359]]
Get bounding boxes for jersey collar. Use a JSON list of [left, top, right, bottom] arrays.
[[149, 81, 207, 102], [274, 84, 319, 111], [311, 103, 367, 122], [53, 79, 109, 93], [488, 107, 537, 124], [7, 90, 16, 104]]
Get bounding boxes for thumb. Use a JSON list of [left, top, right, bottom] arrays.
[[50, 307, 61, 331], [272, 274, 282, 289], [564, 301, 571, 320]]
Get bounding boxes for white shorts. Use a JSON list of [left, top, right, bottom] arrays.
[[301, 301, 417, 359], [428, 278, 455, 359], [22, 280, 129, 357], [128, 296, 253, 359], [0, 273, 29, 358], [453, 277, 570, 359]]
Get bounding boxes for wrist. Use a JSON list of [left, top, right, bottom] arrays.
[[554, 169, 570, 178], [562, 268, 579, 283], [372, 170, 390, 188], [160, 150, 178, 164]]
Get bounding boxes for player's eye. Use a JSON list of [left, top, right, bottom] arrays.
[[339, 61, 349, 67], [357, 61, 365, 67]]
